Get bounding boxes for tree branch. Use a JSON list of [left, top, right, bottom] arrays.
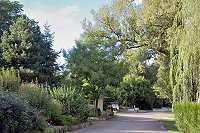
[[126, 43, 148, 49]]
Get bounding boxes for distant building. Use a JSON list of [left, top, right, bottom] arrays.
[[89, 95, 109, 113]]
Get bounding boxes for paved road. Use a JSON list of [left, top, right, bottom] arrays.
[[73, 108, 168, 133]]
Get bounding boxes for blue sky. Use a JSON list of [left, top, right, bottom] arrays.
[[10, 0, 113, 64], [11, 0, 142, 64]]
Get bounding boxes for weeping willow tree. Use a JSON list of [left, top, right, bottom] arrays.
[[170, 0, 200, 102]]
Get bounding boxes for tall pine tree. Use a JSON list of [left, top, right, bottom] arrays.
[[0, 0, 23, 67], [41, 22, 59, 85], [0, 15, 59, 85]]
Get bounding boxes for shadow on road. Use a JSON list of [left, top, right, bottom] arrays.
[[73, 109, 168, 133]]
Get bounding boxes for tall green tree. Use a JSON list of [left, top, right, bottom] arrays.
[[0, 16, 59, 84], [0, 0, 23, 67], [120, 74, 155, 110], [170, 0, 200, 102], [154, 54, 172, 101], [40, 22, 59, 85], [81, 0, 179, 101], [65, 35, 128, 116], [123, 48, 158, 84], [1, 15, 36, 69], [81, 0, 180, 57], [141, 0, 180, 55], [120, 48, 158, 108], [0, 0, 23, 37], [141, 0, 181, 102]]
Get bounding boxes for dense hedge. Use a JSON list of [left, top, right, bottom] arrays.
[[173, 102, 200, 133]]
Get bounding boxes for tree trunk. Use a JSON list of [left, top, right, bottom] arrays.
[[95, 99, 99, 117]]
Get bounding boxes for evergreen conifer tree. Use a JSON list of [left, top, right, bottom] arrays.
[[1, 16, 59, 84], [0, 0, 23, 67]]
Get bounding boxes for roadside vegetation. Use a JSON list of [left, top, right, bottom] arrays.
[[160, 119, 180, 133], [0, 0, 199, 132], [156, 111, 180, 133]]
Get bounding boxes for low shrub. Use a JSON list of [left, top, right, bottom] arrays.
[[44, 125, 71, 133], [101, 111, 108, 118], [173, 102, 200, 133], [65, 115, 78, 125], [19, 83, 64, 125], [89, 106, 95, 116], [49, 86, 90, 122], [0, 90, 45, 133], [101, 111, 112, 118], [33, 115, 50, 131], [0, 67, 20, 92]]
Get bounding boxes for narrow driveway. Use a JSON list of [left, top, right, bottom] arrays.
[[73, 108, 168, 133]]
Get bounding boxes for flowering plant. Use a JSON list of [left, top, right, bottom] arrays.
[[34, 115, 51, 129], [0, 91, 38, 133]]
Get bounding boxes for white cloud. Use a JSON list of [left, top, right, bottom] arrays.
[[135, 0, 142, 5], [24, 5, 83, 64], [57, 6, 79, 16]]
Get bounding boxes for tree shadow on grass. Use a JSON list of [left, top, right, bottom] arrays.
[[160, 119, 181, 133]]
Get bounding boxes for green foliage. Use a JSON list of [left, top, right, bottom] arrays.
[[153, 96, 163, 108], [117, 48, 159, 108], [123, 48, 158, 84], [81, 0, 179, 58], [19, 83, 64, 125], [0, 0, 23, 67], [0, 15, 59, 85], [120, 74, 155, 110], [80, 0, 181, 103], [33, 115, 49, 131], [1, 15, 35, 67], [0, 67, 20, 92], [101, 110, 114, 118], [82, 0, 142, 57], [163, 99, 172, 108], [104, 85, 127, 107], [170, 0, 200, 102], [64, 38, 128, 116], [44, 125, 71, 133], [154, 54, 172, 101], [0, 0, 23, 37], [49, 86, 90, 121], [173, 102, 200, 133], [0, 90, 40, 133], [142, 0, 180, 55], [65, 39, 127, 90], [41, 22, 60, 86], [65, 115, 78, 125]]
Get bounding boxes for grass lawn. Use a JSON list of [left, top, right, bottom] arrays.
[[156, 111, 175, 119], [156, 111, 181, 133], [160, 119, 181, 133], [90, 120, 104, 125]]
